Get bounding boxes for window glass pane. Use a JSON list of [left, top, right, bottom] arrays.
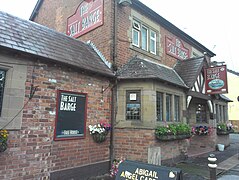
[[174, 96, 180, 122], [166, 94, 171, 121], [156, 92, 163, 121], [0, 70, 6, 116], [141, 26, 148, 51], [132, 29, 139, 47], [196, 104, 207, 123], [216, 104, 219, 123], [126, 91, 141, 120], [150, 31, 156, 54]]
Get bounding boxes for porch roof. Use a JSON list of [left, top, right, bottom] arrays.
[[117, 57, 188, 88], [174, 56, 206, 88]]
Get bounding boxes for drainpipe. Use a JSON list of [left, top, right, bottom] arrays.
[[109, 0, 118, 165]]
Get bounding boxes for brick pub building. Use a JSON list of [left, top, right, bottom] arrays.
[[0, 0, 231, 179]]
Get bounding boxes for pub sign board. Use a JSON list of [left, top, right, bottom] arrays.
[[66, 0, 104, 38], [54, 90, 87, 140], [116, 160, 183, 180], [204, 65, 228, 94], [165, 36, 190, 60]]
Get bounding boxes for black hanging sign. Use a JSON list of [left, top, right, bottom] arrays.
[[54, 90, 87, 140], [116, 160, 183, 180]]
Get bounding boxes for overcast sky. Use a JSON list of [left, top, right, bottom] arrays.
[[0, 0, 238, 72]]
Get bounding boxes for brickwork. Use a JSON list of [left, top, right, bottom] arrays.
[[34, 0, 114, 65], [0, 57, 112, 179], [114, 128, 189, 164]]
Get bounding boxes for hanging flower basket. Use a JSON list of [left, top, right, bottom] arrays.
[[92, 132, 108, 143], [89, 122, 111, 143], [0, 129, 8, 152]]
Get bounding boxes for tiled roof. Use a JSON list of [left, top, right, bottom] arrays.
[[117, 57, 188, 88], [227, 69, 239, 76], [219, 94, 233, 102], [0, 11, 114, 78], [174, 57, 205, 88]]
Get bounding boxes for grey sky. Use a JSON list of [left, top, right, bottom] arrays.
[[0, 0, 238, 72]]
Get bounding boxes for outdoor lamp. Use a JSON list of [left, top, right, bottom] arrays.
[[118, 0, 132, 6]]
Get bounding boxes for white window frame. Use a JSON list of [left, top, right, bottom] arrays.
[[132, 20, 140, 47], [141, 25, 148, 51], [150, 30, 156, 55], [132, 19, 157, 55]]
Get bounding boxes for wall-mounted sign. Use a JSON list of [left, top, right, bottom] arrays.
[[204, 65, 228, 94], [54, 90, 87, 140], [116, 160, 182, 180], [66, 0, 104, 38], [165, 36, 190, 60]]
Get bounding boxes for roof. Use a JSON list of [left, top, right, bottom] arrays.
[[219, 94, 233, 102], [132, 0, 216, 57], [227, 69, 239, 76], [117, 57, 188, 88], [174, 57, 206, 88], [0, 11, 114, 78]]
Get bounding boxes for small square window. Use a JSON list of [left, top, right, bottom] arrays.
[[126, 90, 141, 120]]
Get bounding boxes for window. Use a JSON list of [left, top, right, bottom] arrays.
[[141, 26, 148, 51], [196, 104, 207, 123], [216, 104, 219, 123], [150, 31, 156, 54], [132, 21, 140, 47], [132, 20, 157, 55], [156, 92, 163, 121], [126, 90, 141, 120], [174, 96, 180, 122], [0, 70, 6, 116], [166, 94, 171, 121], [157, 93, 181, 122]]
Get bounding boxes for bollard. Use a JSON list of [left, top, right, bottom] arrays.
[[208, 154, 217, 180]]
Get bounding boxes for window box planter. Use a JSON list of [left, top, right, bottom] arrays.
[[217, 131, 229, 135], [155, 134, 192, 141], [155, 123, 191, 141], [217, 122, 234, 135]]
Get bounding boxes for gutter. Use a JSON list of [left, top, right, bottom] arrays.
[[29, 0, 44, 21], [132, 0, 216, 57]]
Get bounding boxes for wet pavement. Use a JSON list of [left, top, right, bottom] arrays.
[[91, 134, 239, 180], [178, 133, 239, 180]]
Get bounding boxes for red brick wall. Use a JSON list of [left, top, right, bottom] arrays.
[[0, 61, 112, 179], [114, 128, 188, 163], [33, 0, 195, 69], [34, 0, 114, 65], [160, 27, 192, 68]]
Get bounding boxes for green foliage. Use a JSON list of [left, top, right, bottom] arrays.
[[217, 123, 227, 131], [155, 123, 191, 136], [176, 123, 191, 135]]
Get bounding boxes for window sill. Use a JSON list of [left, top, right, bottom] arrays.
[[130, 46, 161, 61]]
